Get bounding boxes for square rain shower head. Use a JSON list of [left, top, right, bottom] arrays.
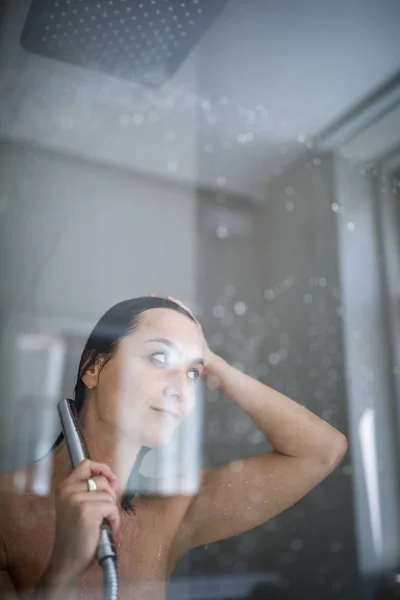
[[21, 0, 228, 87]]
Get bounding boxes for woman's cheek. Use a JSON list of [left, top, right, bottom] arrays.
[[182, 393, 196, 420]]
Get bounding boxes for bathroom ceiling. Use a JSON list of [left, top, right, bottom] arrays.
[[0, 0, 400, 200]]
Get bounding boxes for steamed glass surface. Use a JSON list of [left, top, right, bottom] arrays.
[[0, 1, 400, 599]]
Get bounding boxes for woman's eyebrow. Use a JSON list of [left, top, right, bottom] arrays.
[[146, 338, 204, 365], [146, 337, 177, 350], [192, 358, 205, 366]]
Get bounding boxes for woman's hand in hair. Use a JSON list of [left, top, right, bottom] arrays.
[[154, 294, 219, 374]]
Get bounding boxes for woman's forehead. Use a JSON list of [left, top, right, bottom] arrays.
[[135, 308, 203, 348]]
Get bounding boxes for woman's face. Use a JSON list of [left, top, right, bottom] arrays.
[[90, 308, 205, 447]]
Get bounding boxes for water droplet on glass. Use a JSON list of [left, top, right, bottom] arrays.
[[237, 133, 254, 144], [216, 225, 228, 239], [278, 348, 288, 361], [322, 408, 333, 420], [313, 157, 322, 166], [265, 519, 278, 531], [256, 103, 268, 117], [212, 305, 225, 318], [319, 277, 327, 287], [225, 284, 236, 297], [132, 113, 144, 125], [297, 133, 306, 143], [283, 276, 294, 288], [285, 186, 294, 195], [303, 294, 313, 305], [290, 539, 304, 551], [206, 374, 219, 390], [264, 289, 276, 300], [331, 202, 340, 213], [234, 302, 247, 316], [285, 201, 294, 211], [268, 353, 279, 365], [347, 222, 355, 231], [230, 460, 243, 473], [250, 431, 264, 444]]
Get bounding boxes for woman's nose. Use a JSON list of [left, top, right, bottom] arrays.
[[164, 374, 188, 403]]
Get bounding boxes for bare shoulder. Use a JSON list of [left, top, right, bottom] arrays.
[[0, 464, 42, 547], [154, 492, 198, 573], [136, 490, 194, 573], [0, 467, 53, 597], [143, 490, 193, 527], [0, 469, 19, 513], [0, 466, 33, 508], [0, 470, 18, 569]]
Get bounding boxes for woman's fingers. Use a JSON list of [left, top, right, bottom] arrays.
[[148, 293, 200, 327], [62, 459, 118, 490], [64, 475, 117, 499]]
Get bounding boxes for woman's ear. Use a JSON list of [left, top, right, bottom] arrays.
[[81, 357, 103, 390]]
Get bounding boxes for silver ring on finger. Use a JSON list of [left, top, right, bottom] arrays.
[[87, 478, 97, 492]]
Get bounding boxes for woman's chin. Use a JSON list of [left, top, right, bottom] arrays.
[[142, 423, 177, 449]]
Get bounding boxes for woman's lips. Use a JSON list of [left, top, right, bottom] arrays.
[[151, 407, 180, 420]]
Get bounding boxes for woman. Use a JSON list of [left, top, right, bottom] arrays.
[[0, 296, 348, 600]]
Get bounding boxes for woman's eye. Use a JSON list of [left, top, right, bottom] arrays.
[[188, 369, 201, 382], [151, 352, 168, 365]]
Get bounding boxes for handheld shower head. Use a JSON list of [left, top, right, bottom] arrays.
[[57, 398, 119, 600]]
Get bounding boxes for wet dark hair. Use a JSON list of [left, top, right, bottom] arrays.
[[52, 296, 196, 512]]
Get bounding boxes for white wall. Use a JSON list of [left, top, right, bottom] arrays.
[[0, 141, 197, 321]]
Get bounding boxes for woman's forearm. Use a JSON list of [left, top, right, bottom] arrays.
[[206, 353, 347, 464]]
